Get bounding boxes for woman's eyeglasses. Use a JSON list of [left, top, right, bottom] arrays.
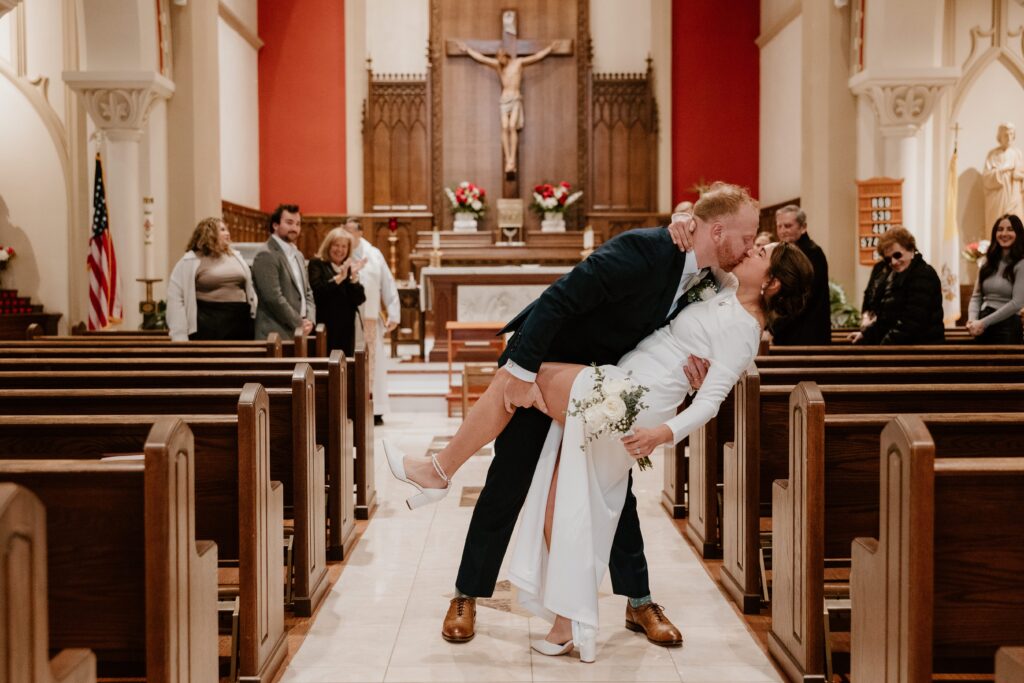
[[887, 251, 904, 262]]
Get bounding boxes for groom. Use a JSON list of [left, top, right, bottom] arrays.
[[443, 182, 759, 644]]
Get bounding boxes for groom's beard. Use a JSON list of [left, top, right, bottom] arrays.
[[716, 242, 746, 272]]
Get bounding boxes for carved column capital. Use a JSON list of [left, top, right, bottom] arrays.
[[63, 71, 175, 141], [849, 69, 958, 137]]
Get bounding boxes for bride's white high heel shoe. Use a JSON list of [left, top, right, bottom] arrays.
[[572, 621, 597, 663], [530, 639, 573, 657], [381, 440, 449, 510]]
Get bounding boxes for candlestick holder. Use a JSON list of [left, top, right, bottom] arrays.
[[136, 277, 166, 330], [388, 233, 399, 276], [580, 248, 594, 259], [429, 250, 443, 268]]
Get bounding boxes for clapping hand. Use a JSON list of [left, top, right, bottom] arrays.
[[966, 320, 985, 337], [350, 257, 368, 277]]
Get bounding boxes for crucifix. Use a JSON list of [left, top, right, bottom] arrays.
[[447, 10, 573, 196]]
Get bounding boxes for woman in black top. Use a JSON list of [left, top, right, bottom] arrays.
[[308, 227, 367, 356], [853, 226, 945, 345]]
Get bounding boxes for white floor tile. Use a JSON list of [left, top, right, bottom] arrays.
[[280, 411, 781, 683]]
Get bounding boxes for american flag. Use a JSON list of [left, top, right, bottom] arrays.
[[87, 154, 122, 329]]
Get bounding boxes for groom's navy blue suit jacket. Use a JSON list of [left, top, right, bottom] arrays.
[[500, 227, 688, 371]]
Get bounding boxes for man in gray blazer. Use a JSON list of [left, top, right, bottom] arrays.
[[252, 203, 316, 339]]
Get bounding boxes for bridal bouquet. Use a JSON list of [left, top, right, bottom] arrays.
[[566, 365, 653, 470], [0, 246, 15, 269]]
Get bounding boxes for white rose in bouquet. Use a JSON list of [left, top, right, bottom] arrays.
[[603, 378, 629, 396], [584, 404, 608, 432], [700, 287, 715, 301], [601, 395, 627, 422]]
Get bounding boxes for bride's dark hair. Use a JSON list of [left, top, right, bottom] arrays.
[[766, 242, 814, 324]]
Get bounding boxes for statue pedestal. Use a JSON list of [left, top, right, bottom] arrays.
[[453, 211, 479, 232], [541, 212, 566, 232]]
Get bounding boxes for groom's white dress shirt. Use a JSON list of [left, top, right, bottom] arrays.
[[505, 250, 702, 383]]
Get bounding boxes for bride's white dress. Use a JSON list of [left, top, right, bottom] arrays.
[[507, 278, 760, 645]]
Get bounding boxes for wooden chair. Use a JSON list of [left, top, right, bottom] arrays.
[[461, 362, 497, 417], [445, 321, 505, 417]]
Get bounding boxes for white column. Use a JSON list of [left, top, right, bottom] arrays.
[[63, 71, 174, 329], [881, 128, 920, 237]]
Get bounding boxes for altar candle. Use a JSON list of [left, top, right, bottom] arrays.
[[143, 197, 156, 279], [583, 227, 594, 251], [432, 231, 440, 250]]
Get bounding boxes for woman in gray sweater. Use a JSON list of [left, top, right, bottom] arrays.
[[968, 214, 1024, 344]]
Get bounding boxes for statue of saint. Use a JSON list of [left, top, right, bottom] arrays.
[[983, 122, 1024, 228], [455, 39, 557, 177]]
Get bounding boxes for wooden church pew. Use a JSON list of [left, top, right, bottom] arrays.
[[723, 375, 1024, 614], [0, 389, 287, 682], [679, 353, 1024, 556], [0, 348, 369, 536], [767, 343, 1024, 356], [769, 381, 1024, 681], [0, 419, 220, 683], [851, 416, 1024, 683], [998, 648, 1024, 683], [0, 483, 97, 683], [0, 377, 327, 616]]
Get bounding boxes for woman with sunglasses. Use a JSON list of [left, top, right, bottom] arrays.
[[851, 226, 945, 345], [966, 214, 1024, 344]]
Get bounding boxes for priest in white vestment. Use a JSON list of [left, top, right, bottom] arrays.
[[345, 219, 400, 422]]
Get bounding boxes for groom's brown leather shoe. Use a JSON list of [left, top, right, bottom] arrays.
[[442, 597, 476, 643], [626, 603, 683, 646]]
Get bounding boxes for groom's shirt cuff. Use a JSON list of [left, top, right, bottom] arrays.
[[503, 360, 537, 383]]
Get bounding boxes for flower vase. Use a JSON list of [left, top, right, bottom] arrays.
[[452, 211, 478, 232], [541, 211, 566, 233]]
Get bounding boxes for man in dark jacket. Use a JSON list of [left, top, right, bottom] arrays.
[[442, 183, 759, 646], [770, 205, 831, 344]]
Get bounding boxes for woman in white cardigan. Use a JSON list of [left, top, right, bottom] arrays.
[[166, 217, 257, 341]]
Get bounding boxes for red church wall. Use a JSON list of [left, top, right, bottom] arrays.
[[258, 0, 346, 214], [671, 0, 760, 204]]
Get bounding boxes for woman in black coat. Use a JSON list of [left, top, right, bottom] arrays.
[[854, 226, 945, 345], [308, 228, 367, 356]]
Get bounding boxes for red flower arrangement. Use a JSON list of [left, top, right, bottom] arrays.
[[445, 181, 487, 219], [531, 181, 582, 215]]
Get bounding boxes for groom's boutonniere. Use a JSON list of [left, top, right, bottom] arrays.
[[684, 274, 720, 305]]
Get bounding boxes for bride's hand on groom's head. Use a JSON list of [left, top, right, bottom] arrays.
[[668, 213, 697, 252], [621, 426, 672, 459], [682, 355, 710, 390]]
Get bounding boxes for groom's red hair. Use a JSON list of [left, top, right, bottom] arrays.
[[693, 182, 758, 223]]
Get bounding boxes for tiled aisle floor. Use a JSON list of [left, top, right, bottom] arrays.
[[280, 412, 783, 683]]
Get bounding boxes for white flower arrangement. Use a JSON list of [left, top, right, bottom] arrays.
[[566, 365, 653, 470], [684, 276, 719, 305]]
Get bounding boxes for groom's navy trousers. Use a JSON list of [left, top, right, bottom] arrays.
[[455, 228, 690, 599]]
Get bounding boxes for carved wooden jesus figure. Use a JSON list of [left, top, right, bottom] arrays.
[[447, 10, 572, 183], [455, 39, 556, 176]]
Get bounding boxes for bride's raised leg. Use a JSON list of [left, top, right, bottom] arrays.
[[398, 362, 584, 490]]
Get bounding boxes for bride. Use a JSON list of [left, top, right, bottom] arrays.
[[384, 239, 812, 662]]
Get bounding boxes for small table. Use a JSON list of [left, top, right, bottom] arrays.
[[446, 321, 506, 416]]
